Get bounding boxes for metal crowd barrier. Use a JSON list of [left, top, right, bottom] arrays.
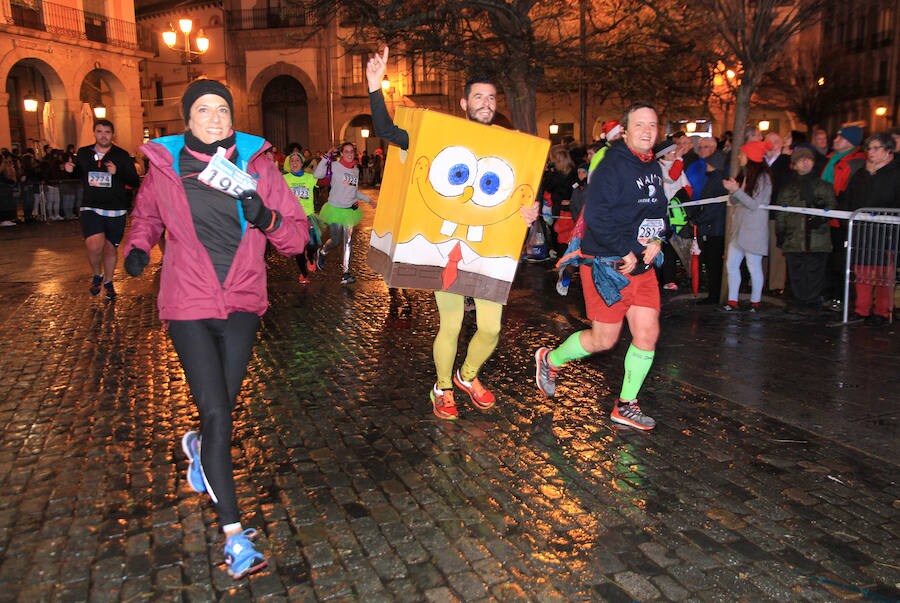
[[677, 198, 899, 324], [843, 208, 900, 324]]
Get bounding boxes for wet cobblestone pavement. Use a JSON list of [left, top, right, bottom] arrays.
[[0, 202, 897, 602]]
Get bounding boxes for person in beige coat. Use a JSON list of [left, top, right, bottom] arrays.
[[722, 141, 773, 311]]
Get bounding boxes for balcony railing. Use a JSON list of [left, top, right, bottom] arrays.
[[8, 0, 138, 50], [410, 80, 443, 96], [339, 76, 446, 98], [226, 7, 320, 31], [340, 75, 367, 97]]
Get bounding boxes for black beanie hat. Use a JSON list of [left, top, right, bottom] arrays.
[[182, 79, 233, 124]]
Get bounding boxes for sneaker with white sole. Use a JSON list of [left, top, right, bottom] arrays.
[[610, 400, 656, 430], [556, 271, 570, 296], [224, 529, 267, 579], [534, 347, 558, 398], [181, 431, 207, 493], [453, 370, 495, 410], [430, 385, 458, 420]]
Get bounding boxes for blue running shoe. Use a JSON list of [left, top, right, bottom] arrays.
[[225, 529, 268, 579], [181, 431, 206, 493]]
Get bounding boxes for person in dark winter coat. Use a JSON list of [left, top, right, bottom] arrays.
[[685, 136, 728, 304], [774, 147, 837, 309], [842, 133, 900, 326]]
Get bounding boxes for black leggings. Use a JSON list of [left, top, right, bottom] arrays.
[[168, 312, 259, 527], [295, 244, 318, 277]]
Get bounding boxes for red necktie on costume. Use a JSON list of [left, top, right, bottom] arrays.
[[442, 242, 462, 289]]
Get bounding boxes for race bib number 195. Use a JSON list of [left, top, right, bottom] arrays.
[[197, 147, 258, 198]]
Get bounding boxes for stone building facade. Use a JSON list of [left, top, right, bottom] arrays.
[[1, 0, 147, 153]]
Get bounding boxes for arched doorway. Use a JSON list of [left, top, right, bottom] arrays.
[[76, 69, 128, 148], [5, 59, 64, 155], [344, 114, 375, 152], [261, 75, 308, 154]]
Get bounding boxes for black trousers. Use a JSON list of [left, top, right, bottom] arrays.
[[824, 225, 846, 300], [295, 245, 318, 277], [700, 235, 725, 300], [168, 312, 259, 527], [785, 252, 828, 305], [658, 239, 679, 285]]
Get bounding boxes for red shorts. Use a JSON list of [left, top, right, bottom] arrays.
[[580, 264, 660, 323]]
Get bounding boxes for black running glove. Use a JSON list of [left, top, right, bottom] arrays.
[[239, 190, 279, 231], [125, 248, 149, 277]]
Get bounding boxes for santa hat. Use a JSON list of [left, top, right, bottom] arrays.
[[653, 140, 677, 158], [601, 120, 622, 140], [741, 140, 773, 163]]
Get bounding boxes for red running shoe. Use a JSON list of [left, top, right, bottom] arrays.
[[430, 385, 458, 420], [453, 370, 495, 410]]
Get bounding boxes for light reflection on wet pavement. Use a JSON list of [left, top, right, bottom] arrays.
[[0, 203, 897, 601]]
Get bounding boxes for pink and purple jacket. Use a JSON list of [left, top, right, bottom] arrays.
[[125, 132, 308, 323]]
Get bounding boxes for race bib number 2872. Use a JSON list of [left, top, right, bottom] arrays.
[[637, 218, 665, 244]]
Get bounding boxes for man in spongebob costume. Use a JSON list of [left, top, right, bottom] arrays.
[[366, 46, 548, 421]]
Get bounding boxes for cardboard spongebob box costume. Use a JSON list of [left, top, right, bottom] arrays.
[[368, 107, 550, 304]]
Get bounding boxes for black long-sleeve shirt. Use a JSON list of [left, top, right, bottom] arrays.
[[369, 91, 410, 150], [73, 144, 140, 211]]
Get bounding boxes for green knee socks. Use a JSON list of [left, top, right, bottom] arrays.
[[548, 331, 590, 367], [620, 344, 655, 401]]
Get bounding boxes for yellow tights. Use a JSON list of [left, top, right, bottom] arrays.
[[432, 291, 503, 389]]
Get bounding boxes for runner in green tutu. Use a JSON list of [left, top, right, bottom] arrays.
[[313, 142, 375, 284]]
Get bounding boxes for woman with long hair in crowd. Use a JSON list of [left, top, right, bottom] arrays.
[[722, 141, 773, 312]]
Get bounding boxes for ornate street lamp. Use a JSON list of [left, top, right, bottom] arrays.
[[93, 105, 107, 119], [548, 119, 559, 135], [23, 96, 38, 112], [163, 18, 209, 83]]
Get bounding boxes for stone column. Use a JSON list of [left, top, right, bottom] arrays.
[[0, 92, 11, 150]]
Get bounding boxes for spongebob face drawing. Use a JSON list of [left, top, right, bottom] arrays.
[[368, 107, 550, 304], [416, 146, 535, 247]]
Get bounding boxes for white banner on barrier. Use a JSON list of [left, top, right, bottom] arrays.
[[669, 196, 900, 224]]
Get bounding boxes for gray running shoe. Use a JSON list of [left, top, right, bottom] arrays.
[[610, 401, 656, 430], [534, 347, 558, 398]]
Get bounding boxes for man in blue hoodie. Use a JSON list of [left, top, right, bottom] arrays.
[[535, 102, 667, 430]]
